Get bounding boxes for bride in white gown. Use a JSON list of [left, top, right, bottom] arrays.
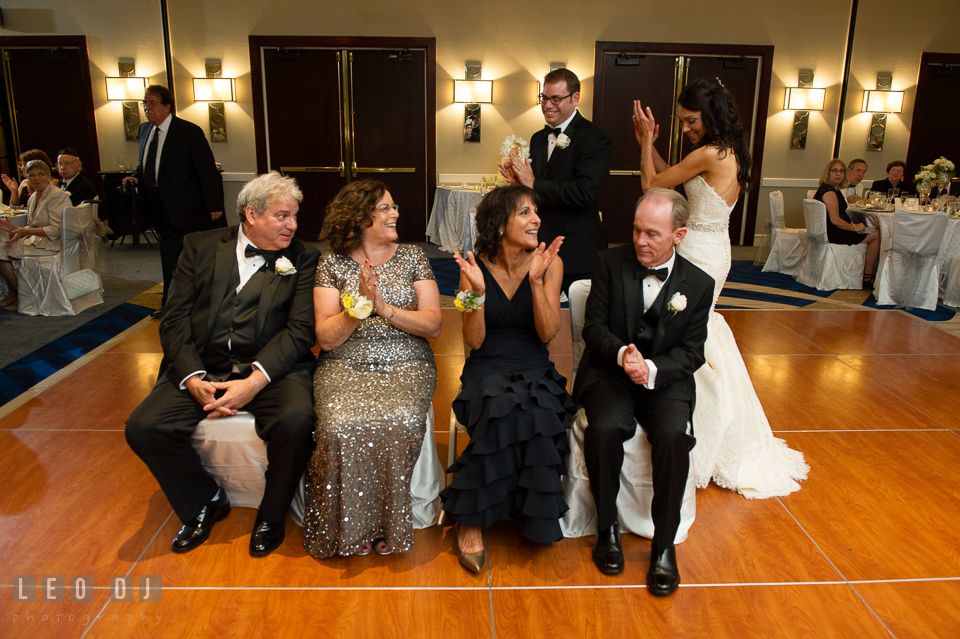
[[633, 79, 808, 498]]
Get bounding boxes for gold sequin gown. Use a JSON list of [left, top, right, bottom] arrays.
[[304, 245, 438, 558]]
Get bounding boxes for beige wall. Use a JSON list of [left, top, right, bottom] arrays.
[[2, 0, 959, 231]]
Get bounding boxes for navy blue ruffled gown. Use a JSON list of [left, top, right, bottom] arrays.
[[440, 260, 575, 544]]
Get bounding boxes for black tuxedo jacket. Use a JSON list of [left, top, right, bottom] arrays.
[[530, 110, 612, 275], [158, 226, 320, 391], [131, 116, 223, 230], [61, 172, 98, 206], [572, 244, 714, 403]]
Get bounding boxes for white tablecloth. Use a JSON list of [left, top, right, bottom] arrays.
[[426, 187, 481, 254]]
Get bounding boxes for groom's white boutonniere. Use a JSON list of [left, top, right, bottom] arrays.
[[555, 133, 571, 149], [274, 256, 297, 276], [668, 292, 687, 318]]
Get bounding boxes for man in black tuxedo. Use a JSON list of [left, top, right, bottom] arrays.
[[56, 148, 98, 206], [125, 171, 318, 558], [124, 84, 224, 317], [573, 188, 714, 595], [499, 68, 612, 293]]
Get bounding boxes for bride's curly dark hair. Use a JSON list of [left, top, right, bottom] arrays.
[[678, 78, 752, 192]]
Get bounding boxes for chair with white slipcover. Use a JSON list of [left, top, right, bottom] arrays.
[[796, 199, 866, 291], [875, 210, 949, 311], [762, 191, 805, 276]]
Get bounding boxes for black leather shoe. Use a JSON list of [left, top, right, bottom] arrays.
[[249, 515, 285, 558], [647, 543, 680, 596], [592, 522, 624, 575], [151, 309, 162, 319], [171, 492, 230, 554]]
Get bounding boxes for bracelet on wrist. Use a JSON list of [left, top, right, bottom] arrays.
[[454, 289, 485, 313], [387, 305, 396, 320]]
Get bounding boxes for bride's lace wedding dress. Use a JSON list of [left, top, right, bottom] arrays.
[[679, 175, 809, 498]]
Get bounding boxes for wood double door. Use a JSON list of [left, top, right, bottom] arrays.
[[592, 42, 773, 246], [906, 52, 960, 179], [251, 37, 436, 242]]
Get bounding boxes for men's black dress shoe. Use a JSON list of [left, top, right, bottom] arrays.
[[592, 522, 624, 575], [171, 493, 231, 554], [249, 515, 285, 558], [647, 543, 680, 596], [151, 309, 162, 319]]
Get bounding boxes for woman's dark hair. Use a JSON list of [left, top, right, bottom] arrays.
[[473, 184, 539, 263], [678, 78, 752, 192], [886, 160, 906, 173], [319, 179, 387, 255], [18, 149, 53, 170]]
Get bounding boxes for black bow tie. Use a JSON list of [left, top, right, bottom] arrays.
[[544, 125, 562, 138], [637, 265, 669, 281], [245, 244, 278, 264]]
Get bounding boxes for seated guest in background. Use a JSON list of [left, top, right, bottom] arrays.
[[56, 148, 98, 206], [125, 171, 319, 558], [440, 184, 574, 573], [304, 180, 441, 560], [870, 160, 913, 196], [1, 149, 58, 207], [844, 158, 869, 203], [814, 159, 881, 289], [0, 160, 72, 310]]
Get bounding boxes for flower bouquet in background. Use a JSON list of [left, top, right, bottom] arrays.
[[499, 135, 529, 184], [916, 156, 956, 202]]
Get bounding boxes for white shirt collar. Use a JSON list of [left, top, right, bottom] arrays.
[[237, 224, 261, 262], [644, 249, 677, 278], [153, 113, 173, 133], [554, 109, 578, 134]]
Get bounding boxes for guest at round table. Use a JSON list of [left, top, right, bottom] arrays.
[[0, 160, 72, 310], [869, 160, 913, 196], [813, 158, 881, 289], [304, 179, 441, 559], [440, 184, 575, 573], [844, 158, 869, 203], [1, 149, 58, 207]]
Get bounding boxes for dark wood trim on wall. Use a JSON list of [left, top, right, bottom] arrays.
[[248, 35, 437, 203], [0, 35, 102, 187], [593, 41, 774, 246]]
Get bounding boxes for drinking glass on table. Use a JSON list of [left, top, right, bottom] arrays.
[[887, 188, 900, 201]]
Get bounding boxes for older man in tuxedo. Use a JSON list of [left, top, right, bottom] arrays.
[[125, 171, 318, 558], [573, 188, 714, 595], [124, 84, 223, 317], [56, 148, 98, 206], [499, 68, 611, 292]]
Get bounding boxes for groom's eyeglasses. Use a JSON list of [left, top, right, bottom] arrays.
[[538, 92, 573, 106]]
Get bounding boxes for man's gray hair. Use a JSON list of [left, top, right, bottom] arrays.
[[238, 171, 303, 222], [636, 187, 689, 230]]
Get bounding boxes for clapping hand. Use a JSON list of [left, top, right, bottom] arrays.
[[529, 236, 563, 284], [623, 344, 650, 386], [507, 152, 535, 188], [0, 217, 14, 233], [632, 100, 658, 148], [1, 174, 17, 192], [497, 160, 518, 184], [453, 251, 485, 297]]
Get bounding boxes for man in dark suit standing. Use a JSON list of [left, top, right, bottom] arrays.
[[125, 171, 318, 558], [573, 188, 714, 595], [499, 68, 612, 293], [56, 148, 98, 206], [124, 84, 223, 317]]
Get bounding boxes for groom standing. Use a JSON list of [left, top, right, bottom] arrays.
[[499, 68, 611, 293], [573, 188, 714, 595]]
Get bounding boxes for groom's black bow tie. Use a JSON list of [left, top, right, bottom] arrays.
[[636, 265, 669, 281], [245, 245, 278, 263], [544, 125, 563, 138]]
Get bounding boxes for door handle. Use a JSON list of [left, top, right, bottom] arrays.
[[352, 167, 416, 173], [609, 170, 642, 176], [281, 162, 346, 177]]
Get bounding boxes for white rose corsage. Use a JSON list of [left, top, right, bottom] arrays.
[[667, 292, 687, 317], [274, 255, 297, 276], [555, 133, 571, 149], [341, 290, 374, 319], [454, 289, 485, 313]]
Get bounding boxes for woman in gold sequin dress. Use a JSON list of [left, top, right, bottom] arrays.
[[304, 180, 441, 559]]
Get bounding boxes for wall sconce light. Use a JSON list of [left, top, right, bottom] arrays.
[[193, 61, 235, 142], [105, 62, 147, 140], [535, 63, 567, 106], [862, 73, 903, 152], [784, 71, 824, 149], [454, 64, 491, 143]]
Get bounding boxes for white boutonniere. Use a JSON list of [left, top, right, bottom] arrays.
[[555, 133, 571, 149], [668, 292, 687, 318], [341, 290, 373, 319], [274, 256, 297, 276]]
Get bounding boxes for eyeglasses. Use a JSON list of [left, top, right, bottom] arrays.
[[375, 203, 399, 214], [829, 168, 845, 174], [538, 92, 573, 106], [141, 99, 164, 108], [26, 173, 48, 179]]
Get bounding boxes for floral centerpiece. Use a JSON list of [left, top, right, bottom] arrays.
[[915, 156, 956, 183]]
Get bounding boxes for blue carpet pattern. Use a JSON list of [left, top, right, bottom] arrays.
[[0, 302, 153, 405]]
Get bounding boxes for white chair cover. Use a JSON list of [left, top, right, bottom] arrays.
[[876, 211, 949, 311], [796, 199, 867, 290], [942, 255, 960, 310], [15, 202, 106, 316], [560, 280, 697, 542], [762, 191, 805, 276], [190, 404, 443, 528]]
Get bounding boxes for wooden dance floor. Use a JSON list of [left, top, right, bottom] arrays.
[[2, 308, 960, 637]]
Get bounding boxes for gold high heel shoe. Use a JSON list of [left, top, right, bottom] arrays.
[[456, 525, 485, 573]]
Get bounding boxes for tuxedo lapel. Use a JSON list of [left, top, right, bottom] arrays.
[[207, 228, 239, 337], [545, 111, 583, 172], [621, 252, 640, 341], [652, 258, 690, 350], [255, 251, 287, 342], [531, 132, 548, 179]]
